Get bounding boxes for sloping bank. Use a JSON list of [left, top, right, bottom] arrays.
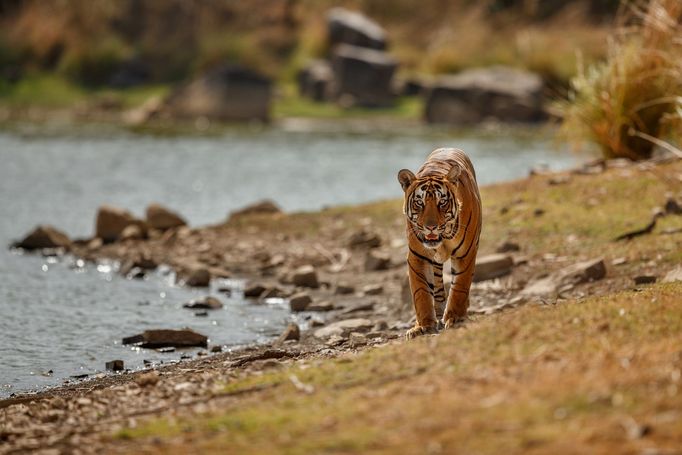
[[2, 157, 681, 454]]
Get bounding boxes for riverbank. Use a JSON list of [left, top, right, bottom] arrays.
[[2, 155, 681, 453]]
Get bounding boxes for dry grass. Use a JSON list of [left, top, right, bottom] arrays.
[[559, 0, 682, 160]]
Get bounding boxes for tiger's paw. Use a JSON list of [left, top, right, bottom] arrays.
[[405, 325, 439, 340], [442, 316, 466, 330]]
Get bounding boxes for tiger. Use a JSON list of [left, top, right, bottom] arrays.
[[397, 148, 482, 339]]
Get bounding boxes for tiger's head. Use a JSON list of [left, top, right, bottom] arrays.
[[397, 167, 461, 249]]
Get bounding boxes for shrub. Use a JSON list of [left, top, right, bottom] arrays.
[[559, 0, 682, 160]]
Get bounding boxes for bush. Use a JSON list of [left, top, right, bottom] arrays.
[[559, 0, 682, 160]]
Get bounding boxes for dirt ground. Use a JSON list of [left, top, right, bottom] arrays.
[[1, 155, 681, 454]]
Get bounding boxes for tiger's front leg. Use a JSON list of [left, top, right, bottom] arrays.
[[442, 244, 478, 329], [405, 250, 439, 339]]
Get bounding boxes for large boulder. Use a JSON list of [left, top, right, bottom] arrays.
[[122, 329, 208, 348], [15, 225, 71, 250], [146, 203, 187, 231], [473, 254, 515, 282], [297, 60, 333, 102], [331, 44, 398, 108], [95, 205, 144, 243], [327, 8, 388, 50], [165, 65, 272, 122], [424, 66, 546, 125]]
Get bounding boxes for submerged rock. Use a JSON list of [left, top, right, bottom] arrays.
[[183, 296, 223, 310], [105, 360, 124, 371], [122, 329, 208, 348], [15, 225, 71, 250]]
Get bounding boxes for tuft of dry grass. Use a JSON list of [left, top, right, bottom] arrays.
[[559, 0, 682, 160]]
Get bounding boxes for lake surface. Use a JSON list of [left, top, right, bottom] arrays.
[[0, 124, 589, 396]]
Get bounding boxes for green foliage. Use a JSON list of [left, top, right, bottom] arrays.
[[559, 0, 682, 160]]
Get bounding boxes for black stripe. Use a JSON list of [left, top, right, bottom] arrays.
[[434, 271, 443, 278], [450, 211, 472, 256], [407, 261, 435, 290], [409, 248, 438, 266], [451, 253, 476, 277], [456, 233, 477, 260]]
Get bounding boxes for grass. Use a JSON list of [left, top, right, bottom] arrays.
[[113, 281, 682, 454], [559, 0, 682, 160]]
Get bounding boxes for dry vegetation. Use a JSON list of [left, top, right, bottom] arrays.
[[560, 0, 682, 160]]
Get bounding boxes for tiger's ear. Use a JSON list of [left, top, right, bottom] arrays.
[[447, 166, 462, 184], [398, 169, 415, 192]]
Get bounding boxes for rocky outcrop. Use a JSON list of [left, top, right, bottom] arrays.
[[182, 296, 223, 310], [327, 7, 388, 50], [15, 225, 71, 250], [164, 65, 272, 122], [146, 204, 187, 231], [331, 44, 398, 107], [122, 329, 208, 348], [95, 205, 145, 243], [523, 258, 607, 296], [424, 66, 546, 125], [313, 318, 374, 338]]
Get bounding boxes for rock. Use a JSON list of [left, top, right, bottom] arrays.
[[331, 44, 398, 107], [309, 318, 325, 327], [373, 320, 389, 331], [179, 266, 211, 287], [145, 203, 187, 231], [164, 64, 272, 122], [348, 229, 382, 249], [105, 360, 124, 371], [665, 197, 682, 215], [95, 205, 143, 243], [135, 371, 160, 387], [244, 283, 267, 298], [663, 266, 682, 283], [314, 318, 374, 338], [120, 224, 144, 241], [362, 284, 384, 295], [297, 59, 333, 101], [15, 225, 71, 250], [335, 284, 356, 295], [182, 296, 223, 310], [195, 311, 209, 317], [307, 301, 335, 312], [211, 345, 223, 353], [473, 254, 515, 282], [341, 301, 375, 314], [327, 7, 387, 50], [633, 275, 657, 285], [496, 241, 520, 253], [349, 332, 367, 347], [365, 250, 391, 271], [425, 66, 546, 125], [122, 329, 208, 348], [229, 200, 282, 219], [292, 265, 320, 288], [260, 287, 286, 300], [289, 292, 313, 312], [523, 258, 607, 296], [278, 323, 301, 342]]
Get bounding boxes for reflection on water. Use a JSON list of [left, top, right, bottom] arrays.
[[0, 125, 589, 396]]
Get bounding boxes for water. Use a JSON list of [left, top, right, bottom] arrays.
[[0, 124, 588, 396]]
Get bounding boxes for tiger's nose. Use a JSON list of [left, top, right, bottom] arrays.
[[425, 224, 438, 231]]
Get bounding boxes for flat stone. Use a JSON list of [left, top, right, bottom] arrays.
[[278, 323, 301, 342], [663, 266, 682, 283], [289, 292, 312, 312], [365, 250, 391, 271], [182, 296, 223, 310], [335, 284, 355, 295], [633, 275, 657, 285], [122, 329, 208, 348], [16, 225, 71, 250], [362, 284, 384, 295], [341, 301, 375, 314], [292, 265, 319, 288], [105, 360, 124, 371], [179, 266, 211, 287], [307, 301, 335, 312], [473, 254, 514, 282], [348, 229, 382, 249], [313, 318, 373, 338], [522, 258, 606, 296]]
